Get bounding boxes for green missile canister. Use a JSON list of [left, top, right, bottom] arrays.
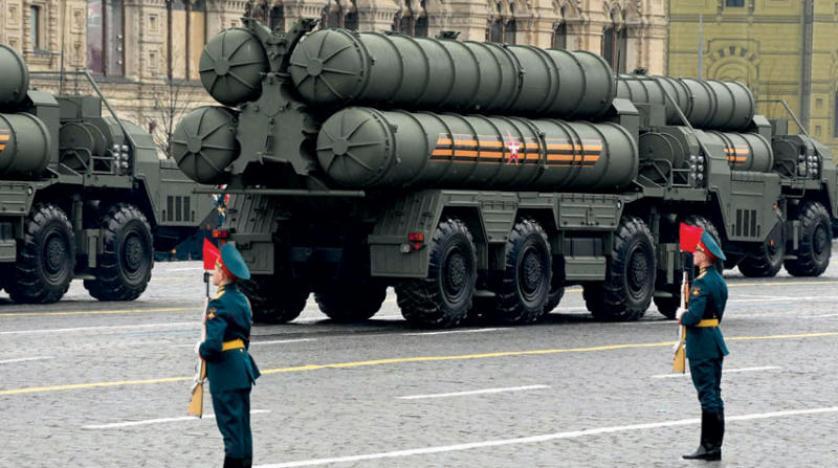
[[0, 112, 51, 177], [617, 75, 755, 131], [170, 106, 240, 184], [316, 107, 637, 191], [0, 44, 30, 110], [199, 28, 268, 106], [702, 130, 773, 172], [290, 29, 616, 119]]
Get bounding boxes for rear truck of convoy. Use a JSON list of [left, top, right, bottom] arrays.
[[0, 44, 213, 304], [172, 19, 837, 326]]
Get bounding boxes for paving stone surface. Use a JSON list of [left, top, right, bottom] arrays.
[[1, 244, 837, 467]]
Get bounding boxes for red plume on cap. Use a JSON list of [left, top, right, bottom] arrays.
[[202, 238, 220, 271], [679, 223, 704, 253]]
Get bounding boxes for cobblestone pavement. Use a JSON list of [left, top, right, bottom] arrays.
[[1, 245, 838, 467]]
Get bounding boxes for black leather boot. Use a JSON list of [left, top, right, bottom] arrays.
[[682, 411, 712, 460], [706, 410, 724, 461], [223, 456, 243, 468]]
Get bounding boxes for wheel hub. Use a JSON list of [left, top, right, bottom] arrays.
[[44, 234, 65, 275], [520, 249, 543, 294], [628, 248, 649, 293], [813, 225, 828, 257], [444, 251, 467, 295], [123, 234, 146, 273]]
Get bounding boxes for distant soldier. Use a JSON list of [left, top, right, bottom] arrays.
[[199, 244, 260, 468], [677, 231, 729, 461]]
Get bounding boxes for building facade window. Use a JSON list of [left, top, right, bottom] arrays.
[[552, 22, 567, 49], [725, 0, 745, 7], [395, 0, 428, 37], [344, 0, 359, 31], [486, 1, 515, 44], [321, 0, 344, 29], [30, 5, 42, 51], [415, 11, 428, 37], [166, 0, 207, 81], [87, 0, 125, 76], [602, 19, 627, 73], [504, 4, 517, 45], [269, 5, 285, 32], [834, 93, 838, 137], [397, 8, 415, 35]]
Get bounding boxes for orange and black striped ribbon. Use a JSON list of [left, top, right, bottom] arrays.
[[431, 134, 601, 167], [0, 130, 9, 153], [724, 145, 750, 165]]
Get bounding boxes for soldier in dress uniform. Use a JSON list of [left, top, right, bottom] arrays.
[[199, 243, 261, 468], [677, 231, 729, 461]]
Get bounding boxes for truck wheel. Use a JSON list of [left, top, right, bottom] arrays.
[[544, 283, 565, 314], [653, 268, 683, 320], [315, 280, 387, 322], [84, 204, 153, 301], [739, 232, 784, 278], [488, 219, 551, 324], [785, 201, 832, 277], [585, 216, 656, 321], [396, 217, 477, 328], [240, 275, 310, 324], [8, 204, 75, 304]]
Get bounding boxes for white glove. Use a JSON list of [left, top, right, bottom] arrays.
[[194, 340, 202, 355], [675, 307, 687, 321]]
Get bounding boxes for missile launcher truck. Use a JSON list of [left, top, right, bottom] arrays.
[[172, 19, 837, 327], [0, 44, 213, 304]]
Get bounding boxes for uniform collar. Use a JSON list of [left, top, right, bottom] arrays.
[[213, 282, 237, 299]]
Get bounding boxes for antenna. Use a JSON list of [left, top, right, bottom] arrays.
[[59, 0, 67, 94], [697, 14, 704, 80]]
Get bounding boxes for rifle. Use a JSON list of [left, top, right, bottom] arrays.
[[188, 271, 211, 417], [672, 254, 694, 373]]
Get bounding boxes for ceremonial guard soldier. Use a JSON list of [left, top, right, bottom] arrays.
[[677, 231, 729, 461], [199, 244, 261, 468]]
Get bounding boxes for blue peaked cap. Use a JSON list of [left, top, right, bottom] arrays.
[[221, 243, 251, 280], [700, 231, 726, 261]]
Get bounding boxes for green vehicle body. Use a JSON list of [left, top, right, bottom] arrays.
[[173, 20, 837, 326], [0, 44, 213, 304]]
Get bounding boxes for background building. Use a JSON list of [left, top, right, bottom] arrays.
[[1, 0, 666, 156], [669, 0, 838, 153], [254, 0, 668, 74]]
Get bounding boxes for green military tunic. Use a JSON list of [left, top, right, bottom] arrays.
[[681, 266, 729, 412], [199, 283, 260, 462]]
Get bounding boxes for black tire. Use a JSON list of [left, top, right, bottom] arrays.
[[240, 275, 310, 324], [487, 219, 552, 324], [396, 217, 477, 328], [84, 204, 153, 301], [785, 201, 832, 277], [7, 204, 75, 304], [543, 283, 565, 314], [584, 216, 656, 321], [315, 280, 387, 322], [739, 227, 784, 278]]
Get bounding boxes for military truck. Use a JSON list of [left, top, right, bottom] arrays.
[[172, 19, 837, 327], [0, 44, 213, 304]]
